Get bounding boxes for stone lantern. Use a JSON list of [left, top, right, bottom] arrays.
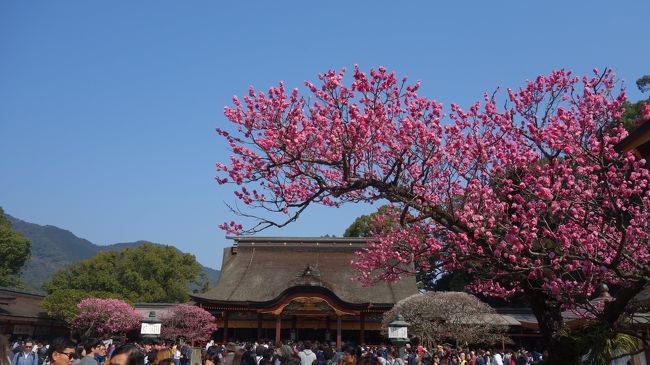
[[388, 314, 410, 356]]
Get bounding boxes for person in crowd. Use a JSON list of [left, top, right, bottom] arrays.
[[141, 341, 154, 365], [223, 344, 237, 365], [152, 343, 172, 365], [254, 347, 265, 365], [239, 351, 256, 365], [172, 345, 180, 365], [473, 351, 484, 365], [357, 356, 380, 365], [108, 344, 144, 365], [490, 350, 502, 365], [205, 346, 221, 365], [72, 345, 86, 365], [337, 346, 356, 365], [95, 343, 108, 365], [36, 341, 48, 365], [11, 339, 38, 365], [179, 345, 192, 365], [46, 338, 76, 365], [387, 349, 401, 365], [258, 348, 274, 365], [457, 353, 467, 365], [297, 343, 315, 365], [232, 349, 246, 365], [1, 335, 12, 365], [274, 345, 298, 365], [79, 339, 104, 365]]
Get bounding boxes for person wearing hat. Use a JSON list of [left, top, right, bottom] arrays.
[[223, 344, 237, 365]]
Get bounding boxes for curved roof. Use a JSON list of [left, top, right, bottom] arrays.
[[192, 237, 417, 307]]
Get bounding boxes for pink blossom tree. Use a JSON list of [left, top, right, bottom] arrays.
[[215, 66, 649, 364], [160, 304, 217, 343], [72, 298, 141, 340]]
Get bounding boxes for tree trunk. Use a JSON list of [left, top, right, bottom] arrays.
[[526, 291, 585, 365]]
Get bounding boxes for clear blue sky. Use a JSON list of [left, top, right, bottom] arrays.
[[1, 1, 648, 270]]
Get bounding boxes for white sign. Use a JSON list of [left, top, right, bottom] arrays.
[[388, 326, 407, 339], [140, 323, 161, 335]]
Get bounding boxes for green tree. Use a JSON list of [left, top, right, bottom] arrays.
[[343, 205, 397, 237], [618, 75, 650, 131], [0, 207, 31, 287], [43, 243, 208, 303], [41, 288, 126, 323], [637, 74, 650, 93], [619, 98, 650, 131]]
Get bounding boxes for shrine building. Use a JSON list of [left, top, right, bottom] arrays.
[[191, 237, 418, 347]]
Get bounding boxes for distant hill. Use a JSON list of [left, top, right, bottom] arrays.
[[6, 215, 220, 295]]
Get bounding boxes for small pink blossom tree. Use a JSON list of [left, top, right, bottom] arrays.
[[160, 304, 217, 343], [215, 67, 649, 364], [72, 298, 141, 340]]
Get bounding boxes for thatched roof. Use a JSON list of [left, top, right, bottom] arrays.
[[191, 237, 417, 308]]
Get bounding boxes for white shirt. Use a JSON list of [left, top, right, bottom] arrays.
[[492, 354, 503, 365]]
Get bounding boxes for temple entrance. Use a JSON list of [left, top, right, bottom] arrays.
[[295, 328, 328, 342]]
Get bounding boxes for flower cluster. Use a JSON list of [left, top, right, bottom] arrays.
[[160, 304, 217, 343], [216, 66, 649, 314], [72, 298, 141, 339]]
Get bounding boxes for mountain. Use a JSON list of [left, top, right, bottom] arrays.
[[6, 215, 220, 295]]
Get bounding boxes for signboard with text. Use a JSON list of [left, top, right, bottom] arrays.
[[13, 325, 35, 336], [388, 326, 407, 339], [140, 323, 161, 335]]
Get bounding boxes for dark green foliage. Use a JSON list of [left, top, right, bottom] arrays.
[[43, 243, 208, 303], [41, 288, 126, 323], [0, 208, 32, 287], [637, 75, 650, 93], [619, 98, 650, 131], [343, 205, 397, 237]]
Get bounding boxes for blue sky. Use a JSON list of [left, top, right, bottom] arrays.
[[1, 1, 648, 269]]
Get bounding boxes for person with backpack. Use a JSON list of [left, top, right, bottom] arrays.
[[11, 340, 38, 365]]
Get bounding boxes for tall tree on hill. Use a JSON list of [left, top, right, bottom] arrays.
[[636, 75, 650, 93], [43, 243, 208, 303], [215, 67, 649, 364], [0, 208, 31, 287]]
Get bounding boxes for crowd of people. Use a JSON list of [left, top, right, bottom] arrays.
[[0, 336, 190, 365], [1, 336, 545, 365], [199, 341, 544, 365]]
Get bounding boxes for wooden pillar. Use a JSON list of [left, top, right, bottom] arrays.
[[257, 313, 263, 342], [336, 316, 342, 351], [275, 315, 282, 345], [359, 313, 365, 345], [223, 312, 229, 343]]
